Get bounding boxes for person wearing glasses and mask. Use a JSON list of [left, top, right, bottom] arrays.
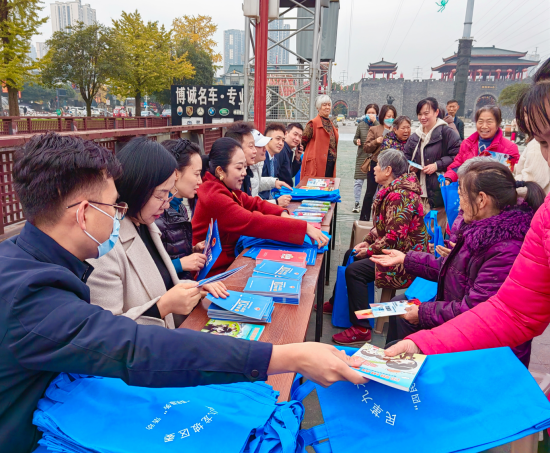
[[87, 137, 228, 329]]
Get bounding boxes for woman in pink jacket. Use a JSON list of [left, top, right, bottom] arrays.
[[443, 105, 520, 184], [386, 57, 550, 359]]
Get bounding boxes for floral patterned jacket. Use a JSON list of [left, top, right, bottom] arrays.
[[363, 172, 429, 289]]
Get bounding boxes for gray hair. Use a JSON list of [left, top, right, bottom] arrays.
[[457, 156, 499, 178], [378, 149, 409, 177], [315, 95, 332, 110]]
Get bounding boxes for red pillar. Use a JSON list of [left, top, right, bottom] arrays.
[[254, 0, 269, 132]]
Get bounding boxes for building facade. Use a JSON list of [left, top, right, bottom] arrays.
[[50, 0, 97, 33], [267, 20, 290, 65], [223, 29, 245, 74]]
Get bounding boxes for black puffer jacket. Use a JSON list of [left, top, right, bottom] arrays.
[[404, 123, 461, 205], [155, 198, 194, 280]]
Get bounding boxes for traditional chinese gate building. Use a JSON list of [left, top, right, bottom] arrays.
[[367, 59, 398, 80], [432, 46, 539, 81]]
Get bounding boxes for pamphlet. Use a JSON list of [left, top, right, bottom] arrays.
[[407, 160, 424, 171], [252, 260, 307, 280], [243, 246, 317, 265], [206, 290, 274, 323], [197, 265, 247, 287], [244, 276, 301, 304], [351, 343, 426, 391], [478, 151, 513, 170], [256, 249, 307, 268], [355, 300, 419, 319], [196, 219, 222, 281], [201, 319, 265, 341]]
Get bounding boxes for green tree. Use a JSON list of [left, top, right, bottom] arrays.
[[110, 10, 194, 116], [498, 83, 530, 108], [172, 15, 221, 66], [151, 38, 215, 107], [0, 0, 48, 115], [41, 22, 121, 117]]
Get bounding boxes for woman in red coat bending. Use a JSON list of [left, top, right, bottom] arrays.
[[192, 137, 328, 276]]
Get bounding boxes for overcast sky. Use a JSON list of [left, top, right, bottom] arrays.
[[35, 0, 550, 82]]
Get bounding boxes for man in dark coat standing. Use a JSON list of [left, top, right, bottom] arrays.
[[445, 99, 465, 140]]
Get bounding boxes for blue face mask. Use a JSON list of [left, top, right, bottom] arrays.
[[384, 118, 395, 126], [78, 204, 121, 258]]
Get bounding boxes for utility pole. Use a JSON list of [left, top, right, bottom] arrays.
[[413, 67, 423, 80], [453, 0, 475, 118]]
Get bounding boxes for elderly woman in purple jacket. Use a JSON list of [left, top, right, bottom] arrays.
[[370, 160, 545, 367]]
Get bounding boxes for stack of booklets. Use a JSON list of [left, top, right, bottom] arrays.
[[206, 290, 274, 323], [253, 259, 307, 280], [350, 343, 426, 391], [201, 319, 265, 341], [290, 201, 329, 229], [256, 249, 307, 268], [304, 178, 336, 191], [355, 300, 421, 319], [244, 276, 301, 305]]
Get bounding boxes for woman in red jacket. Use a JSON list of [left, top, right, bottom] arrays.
[[443, 105, 520, 184], [385, 58, 550, 359], [192, 137, 328, 276]]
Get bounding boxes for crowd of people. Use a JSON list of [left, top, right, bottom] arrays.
[[2, 57, 550, 452]]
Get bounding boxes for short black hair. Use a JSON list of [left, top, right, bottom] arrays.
[[364, 103, 380, 115], [516, 57, 550, 136], [13, 132, 122, 226], [204, 137, 242, 176], [286, 122, 303, 132], [447, 99, 459, 105], [224, 121, 255, 145], [161, 139, 202, 172], [416, 97, 439, 115], [379, 104, 397, 122], [116, 137, 177, 218], [264, 122, 286, 136]]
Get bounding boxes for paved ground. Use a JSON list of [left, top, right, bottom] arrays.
[[300, 123, 549, 452]]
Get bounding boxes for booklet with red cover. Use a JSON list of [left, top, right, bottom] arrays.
[[255, 249, 307, 268]]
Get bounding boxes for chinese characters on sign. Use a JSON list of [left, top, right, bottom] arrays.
[[171, 85, 245, 125]]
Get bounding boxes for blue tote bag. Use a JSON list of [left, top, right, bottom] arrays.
[[424, 210, 444, 258], [33, 374, 305, 453], [438, 175, 460, 229], [332, 254, 375, 329], [295, 347, 550, 453], [405, 277, 438, 302]]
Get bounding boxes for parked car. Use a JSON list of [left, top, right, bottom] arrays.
[[141, 110, 154, 117], [113, 107, 127, 118], [161, 109, 171, 118]]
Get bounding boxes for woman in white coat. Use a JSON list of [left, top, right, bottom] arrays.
[[87, 137, 227, 328]]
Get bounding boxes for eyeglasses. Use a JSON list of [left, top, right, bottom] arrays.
[[66, 201, 128, 220], [153, 187, 178, 206]]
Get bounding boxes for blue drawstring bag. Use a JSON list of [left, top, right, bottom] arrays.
[[33, 374, 305, 453], [295, 347, 550, 453], [405, 277, 438, 302], [235, 233, 331, 257], [331, 254, 374, 329], [272, 186, 341, 203], [424, 210, 444, 258], [438, 175, 460, 229]]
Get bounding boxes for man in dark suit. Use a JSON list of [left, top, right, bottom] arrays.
[[446, 99, 465, 140], [259, 123, 287, 199], [278, 123, 304, 187]]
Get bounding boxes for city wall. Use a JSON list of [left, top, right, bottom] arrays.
[[331, 78, 527, 120]]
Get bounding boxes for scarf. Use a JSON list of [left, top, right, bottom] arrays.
[[411, 118, 448, 198]]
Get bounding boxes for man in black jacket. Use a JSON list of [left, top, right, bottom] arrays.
[[278, 123, 304, 187], [446, 99, 465, 140], [0, 132, 364, 453]]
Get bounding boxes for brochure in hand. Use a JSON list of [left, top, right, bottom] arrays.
[[196, 219, 222, 281], [355, 300, 420, 319], [201, 319, 265, 341], [407, 160, 424, 171], [252, 260, 307, 280], [197, 265, 247, 287], [351, 343, 426, 391], [478, 151, 513, 170], [256, 249, 307, 268], [244, 276, 301, 305], [206, 290, 274, 323]]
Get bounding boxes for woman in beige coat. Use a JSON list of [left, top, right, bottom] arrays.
[[87, 138, 227, 328]]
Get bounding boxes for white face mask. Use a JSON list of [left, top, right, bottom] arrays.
[[77, 204, 120, 258]]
